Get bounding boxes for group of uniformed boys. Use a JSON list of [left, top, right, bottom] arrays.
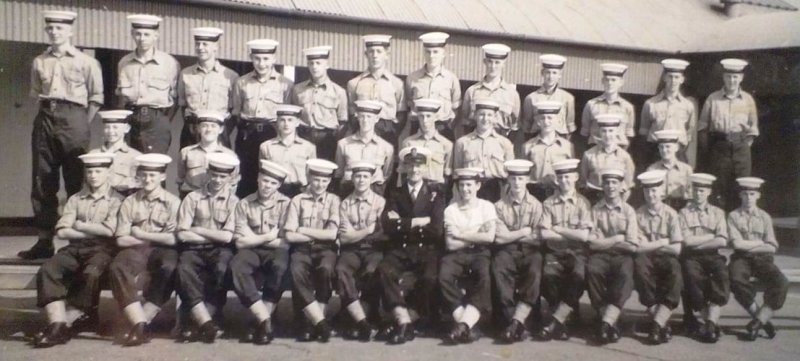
[[24, 9, 788, 349]]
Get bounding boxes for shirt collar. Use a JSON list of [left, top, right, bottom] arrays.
[[646, 204, 664, 216], [658, 90, 686, 102], [600, 199, 623, 211], [133, 48, 167, 65], [534, 134, 562, 146], [302, 190, 327, 203], [352, 133, 379, 144], [201, 185, 232, 200], [556, 191, 576, 204], [194, 61, 222, 74], [251, 69, 278, 83], [101, 142, 130, 153], [48, 44, 79, 57], [689, 202, 710, 213], [536, 84, 559, 95], [364, 68, 390, 80], [79, 183, 112, 200], [598, 93, 622, 105], [478, 77, 510, 91], [255, 191, 282, 207], [141, 187, 167, 202], [472, 129, 497, 140], [421, 64, 444, 77], [505, 191, 531, 206], [352, 190, 375, 204], [654, 160, 680, 171], [309, 77, 332, 88], [722, 88, 743, 99]]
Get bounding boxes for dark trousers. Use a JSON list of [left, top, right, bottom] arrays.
[[278, 183, 304, 199], [438, 247, 492, 316], [681, 250, 730, 310], [377, 246, 440, 321], [581, 188, 604, 206], [31, 103, 89, 235], [235, 120, 277, 198], [290, 245, 337, 312], [299, 127, 340, 161], [375, 118, 401, 148], [527, 183, 555, 203], [128, 106, 171, 154], [477, 178, 503, 203], [109, 246, 179, 309], [37, 242, 114, 310], [586, 251, 634, 310], [634, 253, 683, 309], [707, 136, 751, 211], [231, 247, 289, 306], [491, 244, 543, 322], [542, 249, 586, 310], [335, 247, 383, 307], [729, 252, 789, 310], [177, 246, 234, 309]]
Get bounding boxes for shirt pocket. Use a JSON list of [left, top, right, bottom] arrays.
[[66, 68, 86, 87], [264, 88, 285, 103], [147, 77, 171, 91], [318, 94, 339, 110], [213, 208, 231, 225], [151, 208, 170, 230], [117, 76, 135, 99]]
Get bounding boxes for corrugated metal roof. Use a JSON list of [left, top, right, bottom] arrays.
[[451, 0, 505, 34], [375, 0, 426, 25], [414, 0, 466, 30], [339, 0, 385, 20], [687, 11, 800, 52]]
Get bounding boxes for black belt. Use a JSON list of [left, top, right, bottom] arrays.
[[240, 118, 274, 132], [180, 243, 218, 251], [340, 240, 377, 252], [682, 248, 721, 257], [126, 105, 169, 118], [293, 241, 336, 252], [40, 99, 83, 110], [709, 132, 747, 143], [501, 242, 540, 252]]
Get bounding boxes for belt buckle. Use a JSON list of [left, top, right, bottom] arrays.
[[255, 123, 264, 132], [47, 100, 57, 111], [140, 107, 149, 116]]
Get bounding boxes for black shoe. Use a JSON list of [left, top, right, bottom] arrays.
[[596, 322, 611, 344], [315, 319, 332, 343], [647, 323, 662, 345], [33, 322, 69, 348], [461, 325, 479, 344], [702, 321, 721, 343], [550, 319, 569, 341], [444, 322, 468, 344], [175, 323, 196, 343], [199, 321, 219, 344], [254, 319, 273, 345], [661, 324, 672, 343], [18, 241, 54, 260], [124, 322, 149, 347], [241, 327, 255, 343], [745, 319, 762, 341], [355, 320, 373, 342], [763, 321, 776, 339], [70, 312, 99, 335], [389, 323, 413, 345], [376, 324, 394, 341], [684, 313, 700, 336], [501, 319, 524, 343], [297, 322, 315, 342]]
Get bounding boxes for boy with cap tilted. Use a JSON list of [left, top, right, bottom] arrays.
[[32, 153, 123, 348], [229, 160, 293, 345], [580, 63, 636, 149], [647, 129, 693, 210], [538, 159, 592, 341], [521, 54, 576, 142], [285, 159, 340, 342], [177, 110, 238, 198], [632, 170, 684, 345], [292, 46, 348, 161], [233, 38, 293, 198], [335, 100, 395, 197], [21, 10, 104, 260], [522, 100, 575, 201], [335, 162, 388, 341], [377, 146, 446, 344], [492, 160, 544, 344], [347, 35, 406, 146], [678, 173, 730, 343], [259, 104, 317, 198], [728, 177, 788, 341], [404, 32, 461, 141], [117, 14, 180, 154], [174, 153, 240, 343], [108, 154, 181, 346], [578, 114, 635, 204], [400, 99, 454, 187], [453, 99, 515, 202], [439, 168, 497, 344], [90, 110, 142, 196], [585, 168, 639, 345], [178, 27, 238, 148]]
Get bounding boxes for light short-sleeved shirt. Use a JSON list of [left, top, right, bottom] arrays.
[[699, 89, 759, 140], [339, 190, 386, 234], [283, 191, 341, 232], [404, 65, 461, 122], [55, 184, 124, 242], [461, 79, 521, 131], [400, 132, 453, 183], [639, 91, 697, 145], [116, 49, 180, 107], [523, 135, 574, 184], [177, 61, 238, 115], [453, 130, 514, 179], [347, 68, 406, 121], [232, 70, 293, 120], [727, 207, 777, 247], [116, 187, 181, 237], [335, 134, 394, 184], [30, 45, 104, 107], [647, 160, 693, 200], [177, 143, 237, 193], [580, 94, 636, 146], [291, 77, 348, 129], [679, 202, 728, 242], [494, 191, 543, 234], [540, 191, 593, 251], [444, 199, 497, 236], [234, 192, 291, 241], [521, 86, 576, 135], [90, 143, 142, 193], [591, 199, 638, 245], [259, 136, 317, 185], [176, 186, 238, 234], [636, 204, 683, 246], [579, 145, 635, 190]]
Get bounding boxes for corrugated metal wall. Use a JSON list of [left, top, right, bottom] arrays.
[[0, 0, 666, 94]]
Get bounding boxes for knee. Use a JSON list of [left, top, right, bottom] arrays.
[[82, 264, 105, 280]]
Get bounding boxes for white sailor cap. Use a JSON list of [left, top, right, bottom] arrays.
[[661, 58, 689, 73], [98, 110, 132, 124], [689, 173, 716, 188], [601, 63, 628, 77], [599, 168, 625, 181], [474, 98, 500, 112], [596, 113, 622, 128], [362, 34, 392, 48], [534, 100, 562, 115], [259, 159, 290, 182], [482, 43, 511, 59], [504, 159, 534, 176], [721, 58, 748, 73], [453, 167, 484, 181], [79, 153, 114, 168], [414, 98, 442, 113], [127, 14, 162, 30], [654, 129, 682, 143], [399, 146, 431, 165], [276, 104, 303, 117], [195, 110, 226, 125], [354, 100, 383, 114], [349, 161, 377, 175], [419, 32, 449, 47], [736, 177, 764, 191], [192, 27, 223, 42], [247, 39, 279, 54], [306, 158, 338, 177], [42, 10, 77, 25], [637, 170, 666, 188], [206, 153, 239, 174], [136, 153, 171, 172], [552, 159, 581, 175], [540, 54, 567, 69], [303, 45, 332, 60]]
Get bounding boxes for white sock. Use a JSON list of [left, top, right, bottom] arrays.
[[124, 303, 147, 325], [191, 303, 212, 325], [708, 304, 721, 324], [264, 301, 275, 316], [142, 302, 161, 323], [552, 302, 573, 324], [512, 302, 532, 324], [452, 306, 465, 322], [64, 306, 85, 325], [303, 301, 324, 325], [249, 301, 270, 322], [602, 305, 621, 325], [44, 300, 67, 324], [461, 304, 481, 328], [319, 302, 328, 316], [346, 301, 367, 322], [393, 306, 412, 325], [747, 302, 760, 318], [756, 305, 774, 324], [654, 304, 672, 327]]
